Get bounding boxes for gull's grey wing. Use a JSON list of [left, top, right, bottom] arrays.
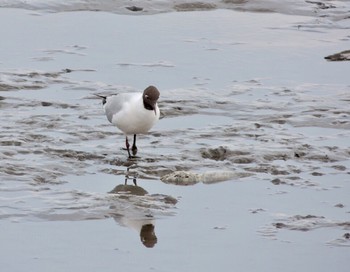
[[104, 93, 134, 123]]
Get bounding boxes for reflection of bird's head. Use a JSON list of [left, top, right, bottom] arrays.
[[140, 224, 157, 248]]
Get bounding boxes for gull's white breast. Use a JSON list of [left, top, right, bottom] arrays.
[[106, 93, 160, 135]]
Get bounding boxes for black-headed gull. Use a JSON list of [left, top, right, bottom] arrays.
[[97, 86, 160, 158]]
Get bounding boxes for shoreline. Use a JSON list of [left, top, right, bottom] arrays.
[[0, 0, 350, 22]]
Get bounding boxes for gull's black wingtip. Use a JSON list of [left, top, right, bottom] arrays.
[[95, 94, 107, 105]]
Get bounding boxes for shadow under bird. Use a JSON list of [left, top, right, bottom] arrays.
[[97, 86, 160, 158]]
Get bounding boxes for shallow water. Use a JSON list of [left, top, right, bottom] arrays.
[[1, 2, 350, 272]]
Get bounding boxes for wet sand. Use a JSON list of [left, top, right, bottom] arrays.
[[0, 3, 350, 272]]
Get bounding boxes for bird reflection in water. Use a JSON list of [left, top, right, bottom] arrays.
[[109, 167, 159, 248], [124, 166, 137, 186], [140, 223, 157, 248]]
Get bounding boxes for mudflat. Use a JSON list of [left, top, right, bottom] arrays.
[[0, 1, 349, 271]]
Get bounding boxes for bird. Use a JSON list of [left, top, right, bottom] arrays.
[[97, 86, 160, 158]]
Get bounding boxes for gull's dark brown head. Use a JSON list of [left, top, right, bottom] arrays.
[[143, 86, 160, 114]]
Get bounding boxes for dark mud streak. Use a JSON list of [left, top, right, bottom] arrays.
[[0, 69, 83, 92], [325, 50, 350, 61], [174, 2, 217, 11], [273, 214, 350, 232]]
